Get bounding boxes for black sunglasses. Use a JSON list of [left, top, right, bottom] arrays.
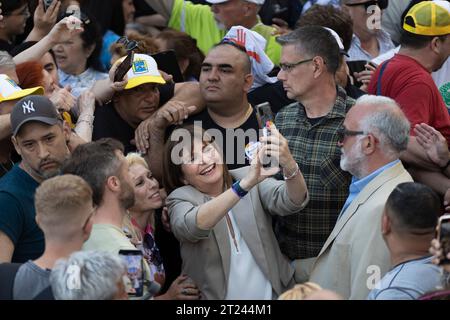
[[344, 0, 388, 11], [116, 36, 139, 52], [336, 126, 365, 143]]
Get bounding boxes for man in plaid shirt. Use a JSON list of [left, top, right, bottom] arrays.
[[274, 26, 355, 271]]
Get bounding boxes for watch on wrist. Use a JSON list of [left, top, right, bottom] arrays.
[[231, 180, 248, 198]]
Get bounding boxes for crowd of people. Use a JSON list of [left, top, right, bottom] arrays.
[[0, 0, 449, 301]]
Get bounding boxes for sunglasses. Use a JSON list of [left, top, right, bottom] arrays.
[[116, 36, 139, 52], [60, 10, 91, 25], [344, 0, 388, 11], [336, 126, 365, 143]]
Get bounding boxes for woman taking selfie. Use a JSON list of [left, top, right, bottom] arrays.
[[163, 124, 309, 299]]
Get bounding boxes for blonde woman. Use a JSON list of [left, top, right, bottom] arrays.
[[124, 152, 200, 300]]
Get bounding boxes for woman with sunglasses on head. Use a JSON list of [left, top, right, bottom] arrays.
[[53, 11, 108, 98], [163, 124, 309, 300], [123, 152, 201, 300]]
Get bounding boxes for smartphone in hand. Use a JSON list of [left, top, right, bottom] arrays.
[[256, 102, 274, 137], [119, 249, 144, 297], [44, 0, 53, 11], [437, 215, 450, 265], [255, 102, 278, 170]]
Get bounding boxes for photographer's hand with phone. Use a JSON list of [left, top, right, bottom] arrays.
[[258, 124, 308, 206], [28, 0, 61, 41], [353, 63, 377, 92], [430, 238, 450, 273], [259, 124, 297, 174]]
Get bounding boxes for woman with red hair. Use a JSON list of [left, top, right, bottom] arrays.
[[16, 60, 95, 143]]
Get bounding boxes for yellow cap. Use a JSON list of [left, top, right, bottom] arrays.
[[0, 74, 44, 103], [114, 53, 166, 90], [403, 1, 450, 36]]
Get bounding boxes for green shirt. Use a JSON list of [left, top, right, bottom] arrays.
[[83, 223, 152, 293], [168, 0, 281, 65], [274, 86, 355, 260]]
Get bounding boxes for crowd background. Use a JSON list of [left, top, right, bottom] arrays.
[[0, 0, 449, 301]]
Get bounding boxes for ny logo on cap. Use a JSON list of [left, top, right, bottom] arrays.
[[22, 101, 36, 114]]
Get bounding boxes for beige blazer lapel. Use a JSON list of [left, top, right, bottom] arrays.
[[232, 193, 271, 280], [318, 162, 404, 257]]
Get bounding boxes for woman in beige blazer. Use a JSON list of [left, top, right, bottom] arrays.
[[163, 124, 309, 300]]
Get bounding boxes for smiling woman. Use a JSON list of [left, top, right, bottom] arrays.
[[163, 124, 309, 300]]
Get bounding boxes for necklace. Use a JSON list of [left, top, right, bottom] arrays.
[[225, 213, 239, 253]]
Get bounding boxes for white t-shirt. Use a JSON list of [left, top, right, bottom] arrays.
[[224, 211, 272, 300]]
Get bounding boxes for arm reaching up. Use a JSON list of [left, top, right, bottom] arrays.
[[14, 15, 83, 65]]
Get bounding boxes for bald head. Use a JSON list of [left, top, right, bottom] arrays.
[[210, 42, 252, 75]]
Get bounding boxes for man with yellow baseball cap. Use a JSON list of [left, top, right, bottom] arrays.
[[368, 0, 450, 142], [92, 53, 202, 155]]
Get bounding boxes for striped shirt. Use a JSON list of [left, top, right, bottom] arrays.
[[274, 86, 354, 259]]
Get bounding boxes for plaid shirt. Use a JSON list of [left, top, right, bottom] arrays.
[[274, 86, 355, 259]]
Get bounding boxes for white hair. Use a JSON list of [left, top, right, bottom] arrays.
[[356, 95, 410, 160], [50, 250, 126, 300]]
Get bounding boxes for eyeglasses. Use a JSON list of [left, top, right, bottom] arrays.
[[344, 0, 388, 11], [116, 36, 139, 52], [279, 58, 313, 72], [336, 126, 365, 143]]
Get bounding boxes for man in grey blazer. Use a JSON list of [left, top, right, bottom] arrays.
[[295, 95, 414, 299]]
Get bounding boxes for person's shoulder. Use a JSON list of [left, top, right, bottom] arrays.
[[168, 185, 201, 201], [0, 166, 34, 194], [84, 224, 133, 251], [401, 258, 442, 278]]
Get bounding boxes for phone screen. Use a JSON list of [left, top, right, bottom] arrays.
[[256, 102, 274, 132], [114, 52, 134, 82], [44, 0, 53, 11], [255, 102, 278, 170], [439, 217, 450, 265], [119, 250, 144, 297]]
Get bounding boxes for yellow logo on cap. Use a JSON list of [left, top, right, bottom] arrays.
[[132, 59, 148, 74]]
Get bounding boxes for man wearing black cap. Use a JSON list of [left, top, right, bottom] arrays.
[[0, 95, 71, 263]]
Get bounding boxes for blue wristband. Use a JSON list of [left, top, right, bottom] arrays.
[[231, 180, 248, 198]]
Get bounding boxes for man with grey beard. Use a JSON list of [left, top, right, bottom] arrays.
[[299, 95, 413, 300], [0, 96, 71, 263]]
